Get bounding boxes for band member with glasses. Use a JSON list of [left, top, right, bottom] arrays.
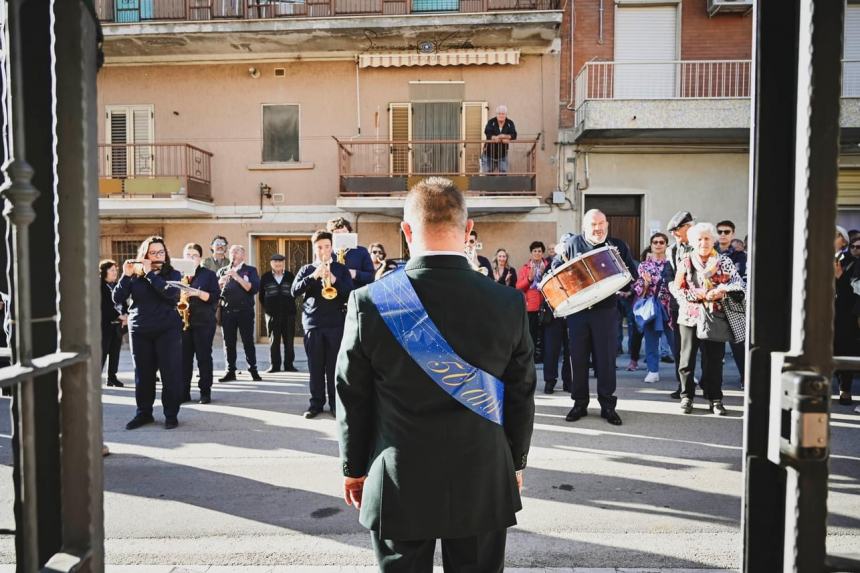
[[100, 259, 127, 387], [553, 210, 637, 426], [466, 229, 493, 277], [326, 218, 375, 288], [113, 236, 183, 430], [260, 253, 298, 373], [292, 230, 354, 419], [218, 244, 262, 382], [203, 235, 230, 273], [181, 243, 221, 404], [335, 177, 535, 571]]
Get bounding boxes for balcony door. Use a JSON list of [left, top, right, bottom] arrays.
[[614, 5, 678, 99], [105, 105, 154, 178], [412, 102, 460, 174], [114, 0, 153, 22], [255, 236, 312, 340]]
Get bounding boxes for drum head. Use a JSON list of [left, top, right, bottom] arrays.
[[553, 273, 631, 317]]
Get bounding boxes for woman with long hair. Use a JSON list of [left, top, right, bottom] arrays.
[[113, 236, 184, 429], [100, 259, 126, 387], [492, 248, 517, 287]]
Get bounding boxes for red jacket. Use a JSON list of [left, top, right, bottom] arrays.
[[516, 259, 549, 312]]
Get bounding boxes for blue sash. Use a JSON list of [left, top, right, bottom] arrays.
[[367, 269, 505, 425]]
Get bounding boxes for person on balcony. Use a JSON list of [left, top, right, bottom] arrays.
[[481, 105, 517, 174]]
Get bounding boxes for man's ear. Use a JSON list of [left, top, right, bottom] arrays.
[[400, 221, 413, 245], [464, 219, 475, 242]]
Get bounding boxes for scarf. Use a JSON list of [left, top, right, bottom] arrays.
[[529, 260, 546, 290]]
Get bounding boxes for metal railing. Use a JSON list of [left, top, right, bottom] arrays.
[[334, 137, 539, 195], [98, 142, 213, 201], [95, 0, 561, 21], [574, 59, 753, 109]]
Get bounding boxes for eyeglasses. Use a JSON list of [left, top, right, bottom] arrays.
[[717, 229, 733, 235], [212, 241, 227, 247], [468, 239, 476, 244], [371, 250, 384, 255], [147, 250, 166, 256], [850, 245, 860, 250], [651, 240, 666, 245]]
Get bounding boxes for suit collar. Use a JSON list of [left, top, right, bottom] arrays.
[[405, 255, 472, 272]]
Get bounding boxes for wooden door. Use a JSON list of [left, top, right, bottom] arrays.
[[583, 195, 642, 259], [256, 237, 311, 340]]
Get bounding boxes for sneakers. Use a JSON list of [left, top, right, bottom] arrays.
[[710, 401, 727, 416], [680, 397, 693, 414], [644, 371, 660, 384]]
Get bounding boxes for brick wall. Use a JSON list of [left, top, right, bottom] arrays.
[[559, 0, 752, 128]]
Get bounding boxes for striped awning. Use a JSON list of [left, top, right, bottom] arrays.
[[359, 49, 521, 69]]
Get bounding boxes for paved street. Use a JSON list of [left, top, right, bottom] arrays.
[[1, 339, 859, 569]]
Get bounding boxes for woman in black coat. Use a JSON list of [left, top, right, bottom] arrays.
[[834, 231, 860, 405], [100, 259, 126, 387], [113, 236, 183, 430]]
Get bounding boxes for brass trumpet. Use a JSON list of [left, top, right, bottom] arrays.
[[320, 260, 338, 300]]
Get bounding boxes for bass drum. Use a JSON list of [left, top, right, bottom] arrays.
[[538, 246, 632, 317]]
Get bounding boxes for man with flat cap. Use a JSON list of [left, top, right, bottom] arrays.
[[335, 177, 536, 572], [259, 253, 298, 373], [666, 210, 697, 399]]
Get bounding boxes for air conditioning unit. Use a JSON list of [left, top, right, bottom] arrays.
[[707, 0, 753, 17]]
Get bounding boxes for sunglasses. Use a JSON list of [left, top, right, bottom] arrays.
[[851, 245, 860, 250], [651, 240, 666, 245], [717, 229, 733, 235], [371, 250, 384, 255]]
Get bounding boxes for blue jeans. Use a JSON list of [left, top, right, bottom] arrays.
[[481, 155, 508, 173], [643, 319, 672, 373]]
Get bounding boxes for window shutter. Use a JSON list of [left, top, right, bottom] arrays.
[[614, 6, 677, 98], [107, 110, 128, 178], [845, 6, 860, 97], [461, 101, 487, 174], [133, 108, 153, 175], [389, 102, 411, 175], [106, 105, 154, 178]]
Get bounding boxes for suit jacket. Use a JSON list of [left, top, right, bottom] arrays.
[[343, 246, 376, 288], [335, 254, 536, 541]]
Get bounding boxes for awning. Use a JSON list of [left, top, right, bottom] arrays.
[[359, 49, 520, 69]]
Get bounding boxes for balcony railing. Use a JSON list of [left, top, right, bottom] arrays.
[[335, 138, 539, 196], [97, 143, 213, 201], [574, 59, 753, 110], [95, 0, 561, 22]]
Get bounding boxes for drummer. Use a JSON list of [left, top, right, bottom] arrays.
[[551, 209, 637, 426]]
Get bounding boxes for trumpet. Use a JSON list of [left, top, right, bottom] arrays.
[[465, 246, 489, 276], [320, 260, 338, 300], [176, 276, 191, 330]]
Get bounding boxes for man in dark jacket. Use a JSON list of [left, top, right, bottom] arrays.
[[482, 105, 517, 173], [259, 253, 298, 373], [336, 177, 535, 572], [292, 231, 354, 418], [326, 217, 376, 288], [552, 209, 637, 426], [217, 244, 262, 382]]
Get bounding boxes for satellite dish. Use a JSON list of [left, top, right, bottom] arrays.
[[418, 41, 435, 54]]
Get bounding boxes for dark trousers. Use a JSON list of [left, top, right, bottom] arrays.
[[671, 303, 682, 383], [222, 308, 257, 371], [129, 327, 182, 419], [678, 324, 725, 401], [543, 317, 572, 390], [728, 341, 745, 385], [568, 306, 618, 411], [182, 322, 216, 396], [371, 528, 506, 573], [527, 311, 543, 360], [101, 323, 123, 380], [304, 326, 343, 410], [267, 313, 296, 369]]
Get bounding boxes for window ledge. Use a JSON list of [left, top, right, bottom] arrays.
[[247, 162, 314, 171]]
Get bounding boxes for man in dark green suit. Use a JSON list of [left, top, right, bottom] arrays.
[[335, 177, 536, 572]]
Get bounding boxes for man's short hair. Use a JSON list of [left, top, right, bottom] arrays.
[[326, 217, 352, 233], [184, 242, 203, 257], [403, 177, 467, 230], [210, 235, 228, 249], [716, 220, 736, 232], [311, 230, 333, 245], [496, 105, 508, 114], [529, 241, 545, 252], [228, 244, 246, 256], [583, 209, 605, 224]]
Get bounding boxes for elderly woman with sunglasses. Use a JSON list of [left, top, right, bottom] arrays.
[[672, 223, 744, 415], [632, 233, 675, 384]]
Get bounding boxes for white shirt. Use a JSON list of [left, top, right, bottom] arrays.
[[416, 250, 469, 260]]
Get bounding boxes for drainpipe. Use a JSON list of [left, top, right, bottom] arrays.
[[355, 58, 361, 136], [566, 0, 576, 110], [598, 0, 604, 45]]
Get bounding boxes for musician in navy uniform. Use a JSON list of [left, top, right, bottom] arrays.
[[335, 178, 535, 572], [292, 230, 354, 418], [259, 253, 298, 373], [552, 209, 637, 426], [217, 244, 262, 382], [326, 218, 375, 288], [113, 236, 184, 430], [100, 259, 127, 387], [180, 243, 221, 404]]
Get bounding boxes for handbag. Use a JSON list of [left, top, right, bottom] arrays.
[[696, 305, 732, 342], [722, 290, 746, 343], [633, 296, 658, 331]]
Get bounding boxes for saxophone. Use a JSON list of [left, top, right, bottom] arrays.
[[177, 275, 191, 330]]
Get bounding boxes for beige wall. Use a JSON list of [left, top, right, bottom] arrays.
[[581, 151, 751, 246], [97, 55, 560, 207]]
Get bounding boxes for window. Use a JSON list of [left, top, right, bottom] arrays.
[[111, 239, 143, 264], [105, 105, 154, 177], [262, 104, 300, 163]]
